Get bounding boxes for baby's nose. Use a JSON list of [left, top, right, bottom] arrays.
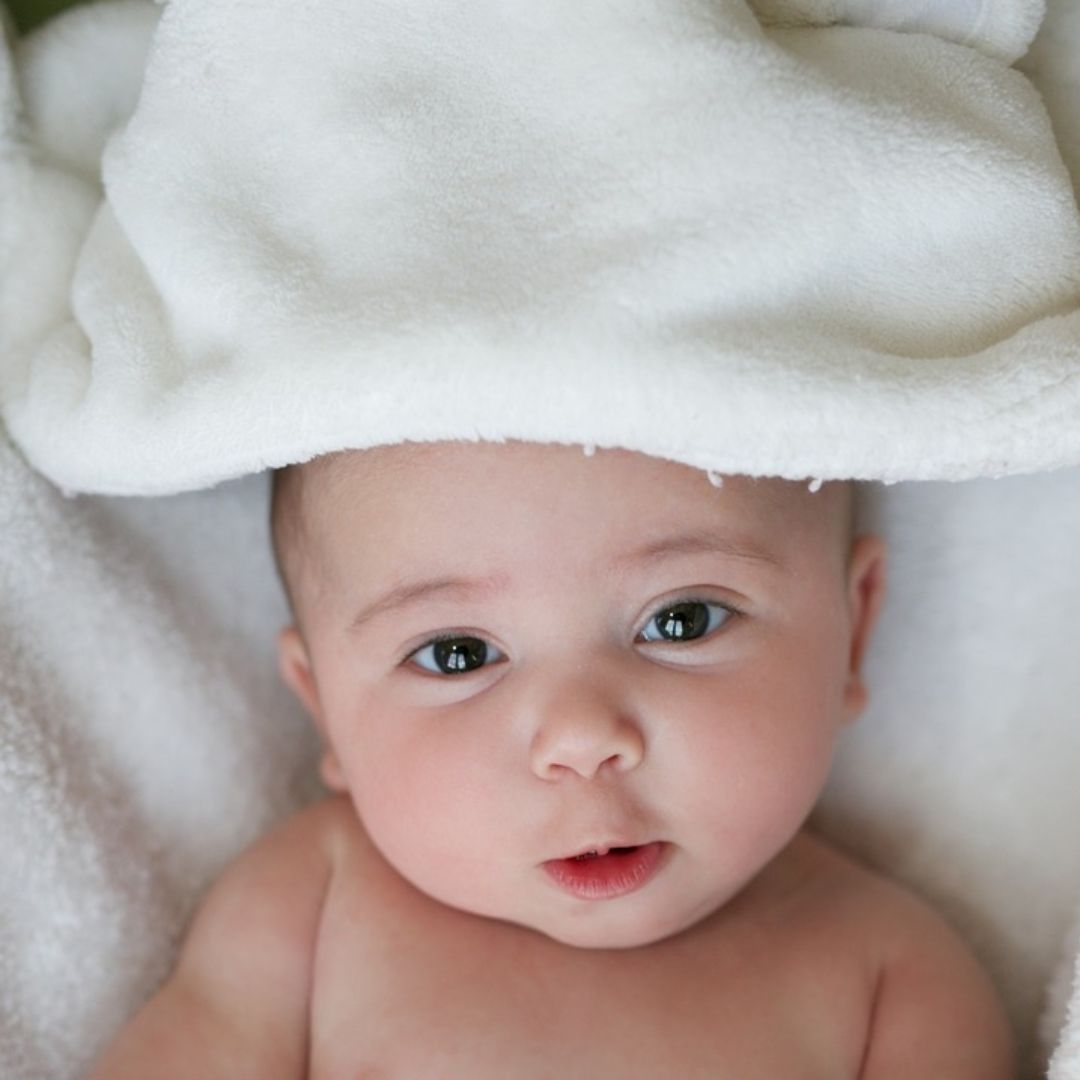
[[528, 678, 645, 781]]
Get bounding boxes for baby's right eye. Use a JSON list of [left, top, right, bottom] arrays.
[[408, 635, 505, 676]]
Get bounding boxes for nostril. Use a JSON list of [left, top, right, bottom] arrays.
[[529, 711, 645, 780]]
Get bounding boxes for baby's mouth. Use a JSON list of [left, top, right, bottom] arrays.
[[569, 844, 640, 860], [543, 841, 667, 900]]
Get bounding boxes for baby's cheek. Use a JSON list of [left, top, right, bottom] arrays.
[[352, 727, 514, 888], [674, 698, 837, 864]]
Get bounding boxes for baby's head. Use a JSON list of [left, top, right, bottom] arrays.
[[271, 440, 885, 948]]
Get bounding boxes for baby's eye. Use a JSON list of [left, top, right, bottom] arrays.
[[409, 635, 505, 676], [638, 599, 734, 644]]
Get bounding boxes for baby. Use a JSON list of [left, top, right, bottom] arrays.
[[88, 439, 1014, 1078]]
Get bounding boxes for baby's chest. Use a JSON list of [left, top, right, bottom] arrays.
[[305, 872, 870, 1079]]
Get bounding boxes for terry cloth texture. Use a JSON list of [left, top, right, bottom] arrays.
[[750, 0, 1046, 61], [0, 427, 321, 1079], [1, 0, 1079, 494]]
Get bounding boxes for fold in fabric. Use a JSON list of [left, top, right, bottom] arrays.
[[1, 0, 1079, 494]]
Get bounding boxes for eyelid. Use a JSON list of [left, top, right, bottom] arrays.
[[403, 627, 490, 656], [638, 587, 742, 623]]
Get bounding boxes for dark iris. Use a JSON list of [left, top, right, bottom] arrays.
[[432, 637, 488, 675], [652, 601, 710, 641]]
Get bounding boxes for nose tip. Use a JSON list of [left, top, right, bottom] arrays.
[[529, 704, 645, 781]]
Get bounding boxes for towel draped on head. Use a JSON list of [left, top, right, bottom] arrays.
[[1, 0, 1078, 495]]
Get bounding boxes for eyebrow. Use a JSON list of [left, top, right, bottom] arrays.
[[348, 528, 778, 634], [349, 576, 506, 634], [612, 528, 780, 572]]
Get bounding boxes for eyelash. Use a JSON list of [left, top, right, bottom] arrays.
[[403, 595, 740, 677]]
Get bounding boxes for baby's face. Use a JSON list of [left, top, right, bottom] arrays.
[[278, 441, 884, 948]]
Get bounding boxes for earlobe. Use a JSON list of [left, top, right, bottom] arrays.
[[318, 754, 348, 793], [842, 535, 887, 723], [276, 628, 349, 793]]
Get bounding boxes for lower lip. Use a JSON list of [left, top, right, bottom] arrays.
[[543, 842, 667, 901]]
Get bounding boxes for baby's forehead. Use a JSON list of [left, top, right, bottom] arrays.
[[275, 442, 852, 615], [300, 441, 847, 538]]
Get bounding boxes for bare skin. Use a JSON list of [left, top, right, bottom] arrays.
[[88, 798, 1013, 1079], [87, 442, 1015, 1078]]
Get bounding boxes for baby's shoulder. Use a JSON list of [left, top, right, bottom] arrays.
[[777, 832, 1015, 1078], [177, 795, 348, 971], [93, 796, 355, 1078], [773, 831, 986, 974], [781, 832, 969, 960]]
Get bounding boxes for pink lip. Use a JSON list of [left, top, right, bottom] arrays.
[[542, 842, 667, 901]]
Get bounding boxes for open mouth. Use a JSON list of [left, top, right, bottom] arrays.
[[570, 845, 640, 860], [544, 841, 666, 900]]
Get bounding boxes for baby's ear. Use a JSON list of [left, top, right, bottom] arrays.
[[277, 626, 321, 717], [276, 627, 347, 792], [841, 535, 887, 723]]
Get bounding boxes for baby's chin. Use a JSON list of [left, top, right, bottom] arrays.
[[509, 900, 715, 951]]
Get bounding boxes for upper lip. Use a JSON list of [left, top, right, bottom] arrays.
[[555, 840, 651, 860]]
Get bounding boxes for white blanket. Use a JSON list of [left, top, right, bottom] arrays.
[[3, 2, 1080, 1078], [3, 0, 1080, 493], [0, 431, 320, 1078]]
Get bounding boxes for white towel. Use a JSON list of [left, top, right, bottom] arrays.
[[750, 0, 1046, 61], [1, 0, 1079, 494]]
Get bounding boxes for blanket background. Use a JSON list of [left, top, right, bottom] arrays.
[[0, 430, 321, 1078]]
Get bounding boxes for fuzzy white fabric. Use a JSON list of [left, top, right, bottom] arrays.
[[3, 2, 1080, 1079], [0, 428, 321, 1080], [815, 466, 1080, 1078], [1016, 6, 1080, 1077], [751, 0, 1046, 61], [2, 0, 1080, 494]]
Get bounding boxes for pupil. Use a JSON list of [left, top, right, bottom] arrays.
[[434, 638, 487, 674], [657, 601, 708, 641]]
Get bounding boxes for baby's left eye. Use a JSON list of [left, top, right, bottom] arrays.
[[637, 599, 734, 644]]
